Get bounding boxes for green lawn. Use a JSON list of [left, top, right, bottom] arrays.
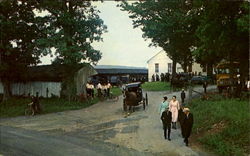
[[187, 96, 249, 156], [141, 81, 171, 91], [110, 86, 122, 96], [0, 97, 99, 118], [0, 87, 122, 118]]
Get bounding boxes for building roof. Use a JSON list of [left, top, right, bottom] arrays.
[[94, 65, 148, 75], [21, 64, 92, 82], [147, 50, 165, 64]]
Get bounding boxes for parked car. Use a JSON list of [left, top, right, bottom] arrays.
[[191, 76, 205, 84]]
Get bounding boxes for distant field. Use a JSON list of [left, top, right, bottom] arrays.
[[188, 96, 249, 156], [141, 81, 171, 91]]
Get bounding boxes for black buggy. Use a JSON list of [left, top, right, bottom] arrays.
[[122, 82, 148, 111]]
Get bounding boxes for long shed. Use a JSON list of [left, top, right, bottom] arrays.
[[0, 64, 97, 97]]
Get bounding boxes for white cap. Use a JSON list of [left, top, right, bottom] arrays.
[[183, 108, 190, 112]]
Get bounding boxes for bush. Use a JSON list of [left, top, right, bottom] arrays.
[[188, 97, 249, 155]]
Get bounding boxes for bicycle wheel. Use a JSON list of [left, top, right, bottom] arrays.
[[25, 108, 33, 116]]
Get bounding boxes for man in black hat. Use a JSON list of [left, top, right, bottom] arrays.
[[181, 89, 186, 105], [182, 108, 194, 146], [161, 107, 172, 141]]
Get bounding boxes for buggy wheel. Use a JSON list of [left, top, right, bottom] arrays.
[[143, 100, 146, 110], [123, 99, 127, 111], [145, 93, 148, 106], [25, 108, 32, 116]]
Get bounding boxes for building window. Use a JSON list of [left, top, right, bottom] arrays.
[[168, 63, 172, 73], [155, 63, 159, 73]]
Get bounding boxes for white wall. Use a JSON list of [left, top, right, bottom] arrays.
[[0, 82, 61, 97], [147, 51, 182, 81], [192, 62, 204, 75]]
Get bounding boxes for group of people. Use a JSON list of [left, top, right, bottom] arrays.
[[159, 92, 193, 146], [97, 82, 112, 98], [86, 81, 112, 98]]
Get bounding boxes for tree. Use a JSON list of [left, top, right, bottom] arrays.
[[37, 0, 107, 99], [193, 0, 249, 79], [0, 0, 42, 101], [120, 0, 197, 75]]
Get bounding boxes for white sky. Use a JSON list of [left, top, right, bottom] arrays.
[[40, 1, 162, 68]]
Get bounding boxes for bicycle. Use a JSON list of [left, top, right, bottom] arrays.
[[107, 92, 119, 102], [25, 103, 35, 116]]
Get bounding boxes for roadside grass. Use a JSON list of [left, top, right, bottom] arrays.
[[0, 87, 122, 118], [110, 86, 122, 96], [0, 97, 99, 118], [141, 81, 171, 91], [188, 96, 249, 156]]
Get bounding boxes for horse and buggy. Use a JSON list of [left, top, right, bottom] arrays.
[[122, 82, 148, 112]]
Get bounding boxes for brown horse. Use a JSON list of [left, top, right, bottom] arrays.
[[124, 91, 140, 112]]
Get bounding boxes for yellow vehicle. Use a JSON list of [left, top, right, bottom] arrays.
[[215, 62, 240, 93]]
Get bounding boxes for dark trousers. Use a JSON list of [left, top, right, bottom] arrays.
[[181, 98, 185, 104], [184, 137, 189, 146], [204, 87, 207, 93], [91, 89, 94, 98], [107, 88, 110, 97], [163, 124, 171, 139]]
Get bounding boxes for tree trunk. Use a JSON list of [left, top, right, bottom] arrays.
[[182, 61, 187, 73], [2, 80, 12, 102], [206, 63, 213, 77], [172, 59, 177, 77], [188, 63, 192, 73]]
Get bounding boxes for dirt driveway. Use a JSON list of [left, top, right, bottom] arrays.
[[0, 86, 215, 156]]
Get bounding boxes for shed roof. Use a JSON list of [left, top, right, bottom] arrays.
[[94, 65, 148, 74], [22, 64, 93, 82]]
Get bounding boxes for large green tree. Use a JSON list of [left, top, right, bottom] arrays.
[[37, 0, 107, 99], [0, 0, 42, 101], [0, 0, 107, 101], [193, 0, 249, 78], [120, 0, 197, 74]]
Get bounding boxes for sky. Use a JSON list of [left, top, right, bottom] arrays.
[[40, 1, 162, 68]]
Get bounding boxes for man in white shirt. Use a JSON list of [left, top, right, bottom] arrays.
[[89, 83, 94, 98], [97, 82, 102, 97], [86, 82, 91, 98], [107, 82, 112, 97]]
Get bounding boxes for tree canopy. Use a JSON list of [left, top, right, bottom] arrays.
[[0, 0, 107, 101], [120, 0, 249, 77]]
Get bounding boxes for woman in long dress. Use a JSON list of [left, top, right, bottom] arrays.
[[169, 95, 180, 129]]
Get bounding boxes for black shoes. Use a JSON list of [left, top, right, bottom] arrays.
[[168, 138, 171, 141]]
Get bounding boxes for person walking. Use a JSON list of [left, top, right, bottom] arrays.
[[86, 82, 91, 98], [89, 82, 94, 98], [161, 107, 172, 140], [169, 95, 180, 129], [181, 89, 186, 105], [178, 106, 185, 138], [203, 81, 208, 93], [97, 82, 102, 97], [159, 96, 169, 116], [107, 81, 112, 97], [182, 108, 194, 146]]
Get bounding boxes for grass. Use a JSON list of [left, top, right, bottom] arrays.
[[187, 96, 250, 156], [141, 81, 171, 91], [110, 86, 122, 96], [0, 87, 122, 118], [0, 97, 99, 118]]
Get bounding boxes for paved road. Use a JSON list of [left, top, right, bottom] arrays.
[[0, 86, 216, 156]]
